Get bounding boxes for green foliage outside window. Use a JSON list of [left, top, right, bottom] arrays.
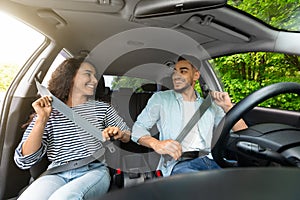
[[213, 0, 300, 111], [0, 64, 19, 92], [212, 53, 300, 111], [228, 0, 300, 31], [111, 76, 155, 92]]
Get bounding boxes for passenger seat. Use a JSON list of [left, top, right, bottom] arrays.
[[118, 84, 161, 174], [111, 87, 135, 127], [95, 75, 111, 103]]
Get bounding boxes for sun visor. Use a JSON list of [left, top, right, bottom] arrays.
[[10, 0, 124, 13], [134, 0, 227, 18]]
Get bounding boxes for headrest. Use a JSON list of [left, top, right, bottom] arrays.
[[118, 88, 134, 94], [141, 83, 158, 92]]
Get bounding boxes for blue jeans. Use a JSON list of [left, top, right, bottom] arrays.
[[171, 156, 220, 175], [18, 162, 110, 200]]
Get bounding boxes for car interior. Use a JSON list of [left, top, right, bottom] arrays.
[[0, 0, 300, 199]]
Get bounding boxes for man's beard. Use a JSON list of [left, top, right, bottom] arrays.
[[174, 84, 192, 93]]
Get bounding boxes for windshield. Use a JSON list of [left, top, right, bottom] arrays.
[[228, 0, 300, 32]]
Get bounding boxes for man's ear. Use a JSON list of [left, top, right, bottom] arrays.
[[193, 70, 200, 81]]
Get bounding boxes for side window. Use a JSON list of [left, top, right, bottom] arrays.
[[42, 49, 71, 86], [211, 52, 300, 111], [102, 75, 156, 127], [104, 75, 155, 92], [0, 12, 45, 106]]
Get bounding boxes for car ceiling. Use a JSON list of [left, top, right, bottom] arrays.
[[1, 0, 300, 78]]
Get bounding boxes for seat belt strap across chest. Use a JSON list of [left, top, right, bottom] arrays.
[[176, 94, 212, 143], [35, 79, 115, 175], [163, 93, 212, 164]]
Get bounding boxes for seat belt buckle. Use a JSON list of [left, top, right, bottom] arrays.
[[104, 141, 116, 153], [113, 168, 124, 188], [163, 154, 173, 167]]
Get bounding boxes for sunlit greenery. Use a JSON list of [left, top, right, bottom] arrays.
[[0, 64, 19, 92], [111, 77, 155, 92], [228, 0, 300, 31], [211, 0, 300, 111], [211, 53, 300, 110]]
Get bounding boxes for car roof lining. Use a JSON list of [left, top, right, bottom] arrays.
[[5, 0, 300, 70], [5, 0, 284, 58], [85, 25, 211, 79], [100, 48, 176, 80], [10, 0, 125, 13]]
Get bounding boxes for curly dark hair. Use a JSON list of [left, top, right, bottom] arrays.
[[22, 57, 92, 128], [48, 57, 85, 103]]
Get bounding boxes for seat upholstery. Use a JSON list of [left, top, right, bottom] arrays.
[[119, 83, 162, 171], [111, 87, 135, 127], [95, 76, 111, 103]]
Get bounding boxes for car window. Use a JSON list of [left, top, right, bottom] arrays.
[[228, 0, 300, 32], [105, 75, 155, 92], [0, 12, 45, 106], [210, 52, 300, 111], [42, 49, 72, 86]]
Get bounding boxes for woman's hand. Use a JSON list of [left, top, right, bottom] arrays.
[[22, 96, 53, 156], [102, 126, 130, 142], [32, 96, 53, 122]]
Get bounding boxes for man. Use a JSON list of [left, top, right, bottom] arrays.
[[131, 54, 247, 177]]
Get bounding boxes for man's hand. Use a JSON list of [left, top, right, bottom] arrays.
[[211, 91, 248, 131], [210, 91, 233, 113], [152, 139, 182, 160]]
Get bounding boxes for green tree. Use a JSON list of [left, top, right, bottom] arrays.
[[211, 0, 300, 111], [212, 53, 300, 110], [229, 0, 300, 31], [111, 76, 154, 92]]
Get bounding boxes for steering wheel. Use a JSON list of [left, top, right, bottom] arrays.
[[211, 82, 300, 167]]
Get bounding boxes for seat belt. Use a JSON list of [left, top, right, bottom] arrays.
[[40, 147, 106, 176], [35, 79, 116, 175], [163, 93, 212, 165]]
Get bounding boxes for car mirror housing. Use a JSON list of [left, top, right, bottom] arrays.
[[134, 0, 227, 18]]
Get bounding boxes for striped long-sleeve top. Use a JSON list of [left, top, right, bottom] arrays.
[[14, 100, 130, 169]]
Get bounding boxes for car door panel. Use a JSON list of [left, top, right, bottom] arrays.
[[244, 107, 300, 128]]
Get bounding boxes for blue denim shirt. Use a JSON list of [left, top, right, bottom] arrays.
[[132, 90, 225, 176]]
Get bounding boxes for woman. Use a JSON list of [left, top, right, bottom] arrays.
[[14, 57, 130, 200]]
